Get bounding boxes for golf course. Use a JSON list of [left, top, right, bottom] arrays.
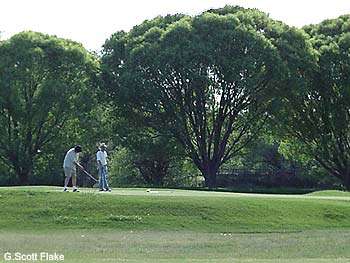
[[1, 1, 350, 263], [0, 187, 350, 263]]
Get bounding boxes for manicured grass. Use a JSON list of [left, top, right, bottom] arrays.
[[1, 229, 350, 263], [0, 187, 349, 232], [0, 186, 349, 262], [307, 190, 350, 197]]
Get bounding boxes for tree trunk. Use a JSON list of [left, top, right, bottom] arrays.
[[10, 150, 34, 185], [153, 160, 169, 186], [202, 163, 219, 189], [344, 172, 350, 191], [18, 169, 31, 185]]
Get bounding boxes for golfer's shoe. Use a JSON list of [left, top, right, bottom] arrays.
[[99, 189, 105, 191], [73, 188, 80, 192], [63, 188, 68, 192], [106, 188, 112, 192]]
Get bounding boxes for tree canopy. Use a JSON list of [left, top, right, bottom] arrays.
[[0, 31, 98, 184], [273, 15, 350, 189], [101, 7, 311, 188], [1, 7, 349, 191]]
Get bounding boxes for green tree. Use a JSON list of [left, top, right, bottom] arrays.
[[102, 7, 306, 188], [108, 107, 185, 186], [0, 31, 98, 184], [123, 128, 183, 186], [273, 15, 350, 190]]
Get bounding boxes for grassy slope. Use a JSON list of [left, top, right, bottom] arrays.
[[0, 187, 349, 232], [1, 187, 350, 263]]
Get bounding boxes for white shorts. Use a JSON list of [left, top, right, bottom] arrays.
[[64, 167, 76, 178]]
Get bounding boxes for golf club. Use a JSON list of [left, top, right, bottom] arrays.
[[81, 168, 98, 182], [77, 163, 98, 182]]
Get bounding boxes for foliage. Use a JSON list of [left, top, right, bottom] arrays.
[[101, 6, 306, 188], [1, 7, 349, 191], [0, 31, 99, 184], [279, 139, 342, 188], [108, 147, 144, 186], [108, 147, 202, 187], [112, 115, 186, 186], [165, 158, 203, 187], [273, 15, 350, 189]]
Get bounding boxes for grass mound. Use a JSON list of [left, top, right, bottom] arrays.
[[1, 187, 350, 263], [0, 187, 349, 232]]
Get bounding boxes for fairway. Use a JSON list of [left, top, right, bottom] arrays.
[[0, 187, 350, 263]]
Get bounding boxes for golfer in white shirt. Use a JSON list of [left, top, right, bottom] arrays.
[[63, 145, 83, 192], [97, 143, 111, 191]]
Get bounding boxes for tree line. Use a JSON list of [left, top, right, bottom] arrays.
[[0, 6, 349, 190]]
